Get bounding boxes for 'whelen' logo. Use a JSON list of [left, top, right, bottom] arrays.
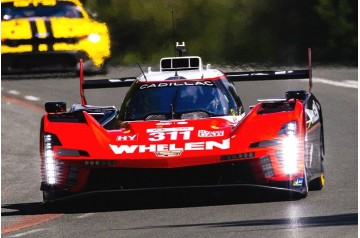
[[109, 138, 230, 155]]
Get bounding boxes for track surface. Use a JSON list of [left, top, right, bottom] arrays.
[[1, 66, 358, 237]]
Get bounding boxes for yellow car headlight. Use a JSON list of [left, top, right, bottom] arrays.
[[87, 33, 101, 43]]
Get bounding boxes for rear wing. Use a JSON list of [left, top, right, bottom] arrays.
[[79, 48, 313, 105], [225, 48, 313, 91], [224, 69, 309, 81], [79, 59, 137, 105]]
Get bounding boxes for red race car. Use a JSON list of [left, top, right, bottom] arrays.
[[40, 43, 325, 204]]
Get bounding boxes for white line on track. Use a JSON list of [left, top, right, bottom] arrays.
[[7, 90, 20, 95], [76, 213, 95, 219], [309, 77, 357, 89], [2, 88, 42, 102], [8, 228, 45, 237], [23, 95, 40, 101]]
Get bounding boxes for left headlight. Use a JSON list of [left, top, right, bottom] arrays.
[[277, 121, 299, 174], [87, 33, 101, 43]]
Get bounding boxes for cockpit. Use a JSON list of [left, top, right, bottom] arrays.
[[119, 79, 238, 121]]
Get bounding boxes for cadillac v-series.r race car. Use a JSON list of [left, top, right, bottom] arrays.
[[40, 43, 325, 204], [1, 0, 110, 74]]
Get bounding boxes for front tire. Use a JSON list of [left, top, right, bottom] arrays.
[[309, 164, 325, 191], [43, 190, 56, 203], [300, 168, 309, 198], [42, 190, 61, 211], [309, 131, 325, 191]]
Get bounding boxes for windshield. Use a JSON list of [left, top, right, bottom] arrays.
[[120, 80, 237, 121], [2, 2, 83, 20]]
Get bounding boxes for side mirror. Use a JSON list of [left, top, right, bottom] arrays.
[[45, 102, 67, 113]]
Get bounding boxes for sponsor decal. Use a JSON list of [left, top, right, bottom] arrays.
[[116, 134, 138, 141], [156, 122, 172, 126], [156, 121, 188, 126], [140, 81, 214, 89], [147, 128, 192, 142], [146, 127, 194, 133], [109, 138, 230, 155], [305, 101, 320, 127], [155, 150, 183, 157], [198, 130, 224, 137], [293, 178, 304, 187], [306, 143, 314, 168]]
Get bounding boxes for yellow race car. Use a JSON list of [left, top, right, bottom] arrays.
[[1, 0, 111, 74]]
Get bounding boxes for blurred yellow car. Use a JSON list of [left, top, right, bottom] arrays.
[[1, 0, 111, 74]]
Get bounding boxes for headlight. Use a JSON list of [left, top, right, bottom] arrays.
[[42, 133, 61, 185], [278, 121, 297, 136], [87, 33, 101, 43], [281, 135, 298, 174], [44, 134, 57, 184], [278, 121, 299, 174]]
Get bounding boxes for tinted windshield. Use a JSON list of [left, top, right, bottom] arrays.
[[2, 2, 83, 20], [120, 80, 237, 121]]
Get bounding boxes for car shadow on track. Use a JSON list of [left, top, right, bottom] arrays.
[[2, 187, 303, 216]]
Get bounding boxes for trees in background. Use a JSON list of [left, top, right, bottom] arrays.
[[86, 0, 357, 66]]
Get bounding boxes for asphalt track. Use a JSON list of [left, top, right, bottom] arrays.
[[1, 66, 358, 237]]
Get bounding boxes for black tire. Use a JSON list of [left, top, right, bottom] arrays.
[[309, 131, 325, 191], [43, 190, 57, 203], [300, 167, 309, 198], [309, 164, 325, 191], [42, 191, 64, 212]]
